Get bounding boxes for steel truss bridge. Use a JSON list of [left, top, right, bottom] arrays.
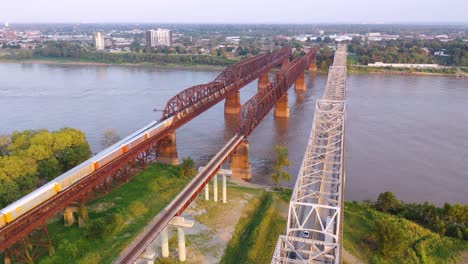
[[0, 46, 293, 262], [114, 47, 318, 264], [272, 45, 348, 264]]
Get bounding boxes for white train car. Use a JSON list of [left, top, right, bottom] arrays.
[[0, 120, 172, 228], [0, 181, 61, 227]]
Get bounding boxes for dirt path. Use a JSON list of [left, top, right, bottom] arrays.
[[342, 248, 364, 264]]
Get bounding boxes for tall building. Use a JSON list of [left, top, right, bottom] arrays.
[[94, 32, 105, 51], [146, 29, 172, 47]]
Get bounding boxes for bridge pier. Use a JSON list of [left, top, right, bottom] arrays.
[[230, 140, 252, 181], [204, 184, 209, 200], [161, 227, 169, 258], [294, 73, 306, 91], [213, 173, 218, 202], [157, 133, 179, 165], [63, 205, 88, 227], [258, 72, 270, 90], [274, 93, 290, 118], [309, 56, 317, 71], [157, 217, 194, 262], [224, 91, 241, 114], [222, 174, 227, 204]]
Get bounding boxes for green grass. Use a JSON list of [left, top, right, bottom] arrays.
[[348, 65, 458, 75], [220, 190, 289, 264], [343, 201, 467, 264], [38, 164, 192, 264]]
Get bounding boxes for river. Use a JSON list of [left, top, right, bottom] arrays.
[[0, 62, 466, 205]]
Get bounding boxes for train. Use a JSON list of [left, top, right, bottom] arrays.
[[0, 117, 174, 228]]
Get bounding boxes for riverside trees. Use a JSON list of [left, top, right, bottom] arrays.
[[0, 128, 91, 207]]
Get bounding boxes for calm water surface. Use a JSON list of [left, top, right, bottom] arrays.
[[0, 63, 466, 204]]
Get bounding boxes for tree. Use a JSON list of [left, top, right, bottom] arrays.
[[374, 218, 409, 257], [180, 157, 196, 177], [102, 129, 121, 148], [375, 192, 402, 214], [271, 145, 291, 190]]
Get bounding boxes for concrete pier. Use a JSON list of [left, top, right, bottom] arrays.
[[204, 184, 209, 200], [274, 93, 290, 118], [230, 140, 252, 180], [222, 174, 227, 204], [224, 91, 241, 114], [294, 73, 306, 91], [177, 227, 186, 262], [63, 205, 87, 227], [213, 174, 218, 202], [258, 72, 270, 90], [309, 57, 318, 71], [161, 227, 169, 258], [157, 133, 179, 165]]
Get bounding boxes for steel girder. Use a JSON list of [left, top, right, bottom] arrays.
[[272, 45, 347, 264], [238, 47, 317, 137], [160, 46, 292, 129]]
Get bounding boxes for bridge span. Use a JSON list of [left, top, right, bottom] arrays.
[[115, 47, 318, 263], [272, 44, 348, 264], [0, 46, 298, 262]]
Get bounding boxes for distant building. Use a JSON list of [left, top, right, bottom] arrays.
[[4, 22, 9, 28], [368, 62, 440, 68], [94, 32, 105, 50], [146, 29, 172, 47]]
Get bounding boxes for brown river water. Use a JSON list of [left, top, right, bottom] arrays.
[[0, 63, 466, 205]]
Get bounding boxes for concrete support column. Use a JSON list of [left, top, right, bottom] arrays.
[[224, 91, 241, 114], [177, 227, 186, 262], [274, 93, 290, 118], [222, 174, 227, 204], [294, 73, 306, 91], [258, 72, 270, 90], [204, 184, 209, 201], [230, 140, 252, 181], [157, 133, 179, 165], [78, 205, 88, 228], [4, 255, 11, 264], [64, 207, 75, 227], [161, 227, 169, 258], [213, 174, 218, 202], [309, 57, 317, 71]]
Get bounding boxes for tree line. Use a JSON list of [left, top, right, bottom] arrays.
[[373, 192, 467, 240], [32, 41, 236, 66], [348, 37, 468, 66], [0, 128, 92, 207]]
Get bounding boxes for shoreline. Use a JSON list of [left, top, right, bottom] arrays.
[[1, 58, 464, 77], [0, 58, 227, 71]]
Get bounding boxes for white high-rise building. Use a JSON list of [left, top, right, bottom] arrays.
[[94, 32, 105, 50], [146, 29, 173, 47], [4, 22, 9, 28]]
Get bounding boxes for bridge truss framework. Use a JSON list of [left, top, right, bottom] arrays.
[[272, 45, 348, 264]]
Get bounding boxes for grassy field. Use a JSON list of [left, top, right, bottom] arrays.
[[343, 201, 467, 264], [220, 189, 290, 264], [37, 164, 191, 264]]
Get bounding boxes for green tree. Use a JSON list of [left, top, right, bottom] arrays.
[[180, 157, 196, 177], [271, 145, 291, 190], [374, 218, 409, 257], [375, 191, 402, 214]]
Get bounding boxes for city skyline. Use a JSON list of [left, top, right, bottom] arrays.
[[1, 0, 467, 24]]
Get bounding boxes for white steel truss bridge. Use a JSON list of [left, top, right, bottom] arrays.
[[272, 45, 348, 264]]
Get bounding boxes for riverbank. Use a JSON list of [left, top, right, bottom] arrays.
[[348, 65, 465, 77], [0, 57, 228, 71]]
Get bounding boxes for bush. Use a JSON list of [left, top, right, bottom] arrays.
[[85, 219, 106, 241], [375, 192, 402, 214]]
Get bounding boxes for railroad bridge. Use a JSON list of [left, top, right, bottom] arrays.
[[0, 45, 319, 263]]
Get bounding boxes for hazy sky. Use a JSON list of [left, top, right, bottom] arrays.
[[1, 0, 467, 24]]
